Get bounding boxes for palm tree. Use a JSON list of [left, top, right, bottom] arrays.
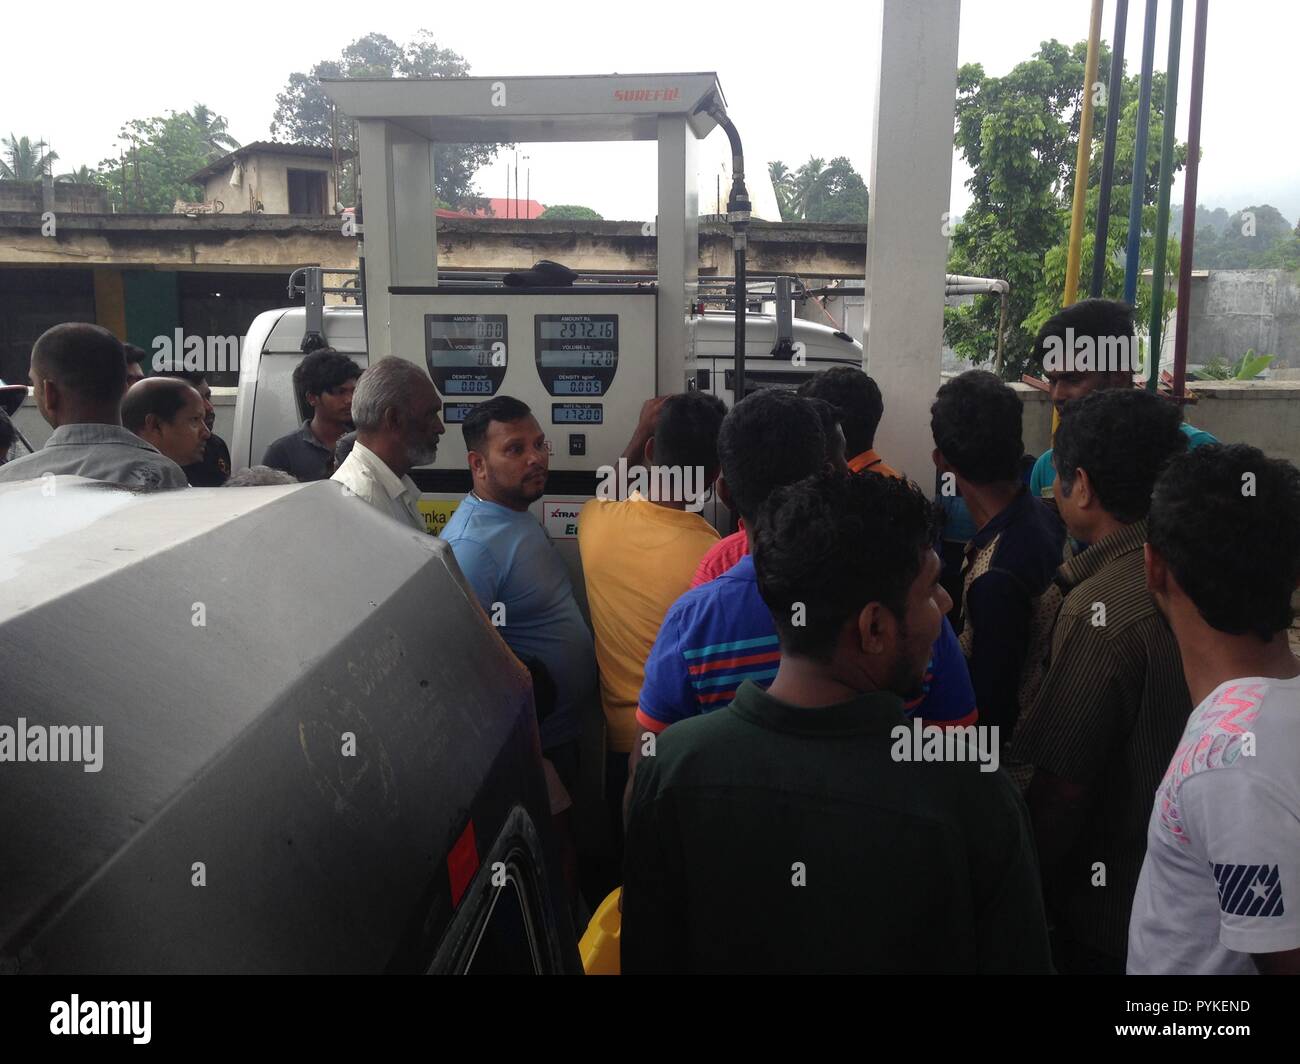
[[768, 160, 796, 221], [189, 105, 240, 160], [793, 157, 830, 221], [57, 164, 95, 184], [0, 134, 59, 181]]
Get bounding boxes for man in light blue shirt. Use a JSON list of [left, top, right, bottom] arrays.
[[1029, 299, 1217, 501], [441, 396, 596, 788]]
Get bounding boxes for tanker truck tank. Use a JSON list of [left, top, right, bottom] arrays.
[[0, 476, 579, 973]]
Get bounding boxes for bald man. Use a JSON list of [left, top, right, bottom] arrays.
[[123, 377, 212, 473], [0, 323, 188, 489]]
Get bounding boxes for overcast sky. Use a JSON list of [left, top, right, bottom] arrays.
[[6, 0, 1297, 224]]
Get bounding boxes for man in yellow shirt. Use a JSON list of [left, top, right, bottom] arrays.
[[578, 392, 727, 867]]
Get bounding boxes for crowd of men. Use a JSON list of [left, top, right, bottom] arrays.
[[2, 299, 1297, 976]]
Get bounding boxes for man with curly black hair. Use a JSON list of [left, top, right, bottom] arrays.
[[1012, 387, 1191, 974], [261, 349, 361, 481], [931, 371, 1065, 736], [622, 471, 1051, 973], [1129, 445, 1300, 974]]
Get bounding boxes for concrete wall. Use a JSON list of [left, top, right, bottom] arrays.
[[0, 181, 109, 214], [0, 214, 870, 277], [1187, 269, 1300, 369]]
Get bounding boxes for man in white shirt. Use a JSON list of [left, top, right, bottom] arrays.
[[1130, 444, 1300, 975], [331, 357, 444, 531]]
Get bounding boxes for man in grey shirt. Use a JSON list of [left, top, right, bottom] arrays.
[[0, 323, 188, 491]]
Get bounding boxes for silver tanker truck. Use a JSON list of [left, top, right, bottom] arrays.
[[0, 475, 580, 973]]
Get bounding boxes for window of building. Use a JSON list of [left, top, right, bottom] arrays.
[[287, 169, 328, 215]]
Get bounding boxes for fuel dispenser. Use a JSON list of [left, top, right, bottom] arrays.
[[319, 73, 733, 537]]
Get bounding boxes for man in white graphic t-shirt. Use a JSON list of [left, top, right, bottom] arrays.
[[1130, 444, 1300, 975]]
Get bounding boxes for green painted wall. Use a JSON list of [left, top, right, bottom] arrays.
[[123, 270, 180, 369]]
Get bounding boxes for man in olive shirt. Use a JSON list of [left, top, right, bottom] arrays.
[[1013, 388, 1191, 973], [622, 471, 1052, 973]]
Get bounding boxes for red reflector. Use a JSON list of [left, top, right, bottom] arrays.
[[448, 818, 479, 907]]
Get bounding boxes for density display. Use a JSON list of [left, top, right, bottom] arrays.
[[425, 314, 508, 398], [534, 314, 619, 397]]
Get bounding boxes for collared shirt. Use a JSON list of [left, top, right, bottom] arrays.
[[622, 681, 1052, 973], [689, 524, 747, 587], [262, 419, 336, 482], [1011, 518, 1191, 962], [0, 423, 188, 490], [330, 441, 425, 531], [441, 492, 597, 750], [638, 554, 977, 734], [847, 447, 900, 478], [577, 492, 719, 753], [957, 486, 1065, 733]]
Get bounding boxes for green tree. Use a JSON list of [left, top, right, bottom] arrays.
[[768, 160, 796, 220], [189, 104, 240, 159], [946, 39, 1188, 378], [270, 31, 498, 209], [0, 134, 58, 180], [57, 165, 96, 184], [96, 112, 213, 213], [806, 157, 868, 223], [767, 155, 868, 223], [538, 204, 602, 220]]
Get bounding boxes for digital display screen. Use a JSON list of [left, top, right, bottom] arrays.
[[538, 349, 616, 369], [425, 313, 507, 399], [444, 379, 494, 395], [539, 320, 616, 341], [443, 403, 475, 424], [535, 314, 619, 398], [552, 403, 603, 424], [552, 379, 605, 396], [429, 319, 505, 341]]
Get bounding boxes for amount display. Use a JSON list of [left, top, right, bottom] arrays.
[[534, 313, 619, 398], [425, 313, 508, 400], [552, 403, 603, 424], [540, 320, 615, 341]]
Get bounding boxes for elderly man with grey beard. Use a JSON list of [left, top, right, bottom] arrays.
[[330, 357, 445, 530]]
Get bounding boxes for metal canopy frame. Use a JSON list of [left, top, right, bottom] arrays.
[[321, 72, 727, 389]]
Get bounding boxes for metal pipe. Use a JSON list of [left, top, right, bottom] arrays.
[[1064, 0, 1105, 305], [1090, 0, 1129, 296], [1125, 0, 1160, 304], [1147, 0, 1184, 389], [700, 98, 751, 403], [1172, 0, 1209, 402]]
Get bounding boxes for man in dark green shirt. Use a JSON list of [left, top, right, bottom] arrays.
[[622, 471, 1053, 973]]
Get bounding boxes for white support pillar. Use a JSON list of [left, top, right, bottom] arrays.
[[656, 114, 698, 395], [864, 0, 961, 494]]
